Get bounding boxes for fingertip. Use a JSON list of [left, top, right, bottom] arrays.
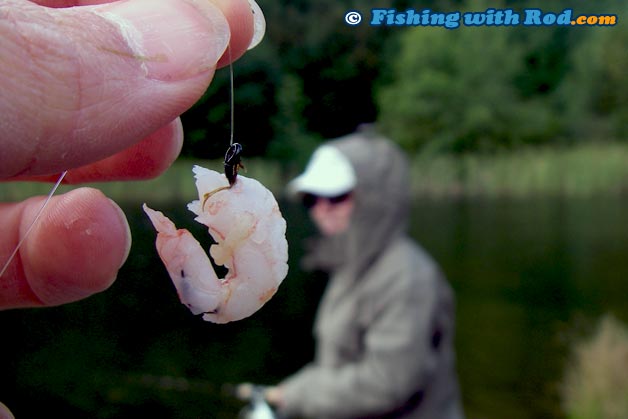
[[211, 0, 261, 67], [0, 402, 14, 419], [22, 188, 131, 306], [148, 119, 185, 178]]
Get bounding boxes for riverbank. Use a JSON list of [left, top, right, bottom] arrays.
[[3, 142, 628, 202], [410, 142, 628, 198]]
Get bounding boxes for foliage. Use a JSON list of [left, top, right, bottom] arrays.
[[377, 0, 560, 153], [556, 0, 628, 142], [179, 0, 413, 159], [173, 0, 626, 161], [378, 24, 553, 153], [267, 72, 320, 172], [562, 315, 628, 419], [376, 0, 627, 154]]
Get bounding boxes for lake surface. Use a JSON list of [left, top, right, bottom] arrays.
[[1, 196, 627, 418]]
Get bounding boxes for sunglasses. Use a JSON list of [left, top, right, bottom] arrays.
[[302, 192, 352, 209]]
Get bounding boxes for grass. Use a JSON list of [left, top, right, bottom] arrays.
[[410, 142, 628, 198], [3, 142, 628, 203], [561, 315, 628, 419]]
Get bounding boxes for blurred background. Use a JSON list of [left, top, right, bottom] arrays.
[[2, 0, 628, 418]]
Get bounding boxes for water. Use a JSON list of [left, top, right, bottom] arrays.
[[412, 197, 628, 419], [1, 196, 627, 418]]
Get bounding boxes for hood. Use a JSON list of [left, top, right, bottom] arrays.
[[302, 128, 411, 279]]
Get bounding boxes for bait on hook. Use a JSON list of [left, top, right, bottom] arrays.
[[143, 47, 288, 324], [202, 142, 244, 209]]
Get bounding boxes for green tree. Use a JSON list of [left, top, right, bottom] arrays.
[[268, 73, 319, 171], [179, 0, 420, 160], [377, 18, 560, 153], [555, 1, 628, 142]]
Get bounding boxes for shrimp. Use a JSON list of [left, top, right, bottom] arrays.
[[143, 165, 288, 324]]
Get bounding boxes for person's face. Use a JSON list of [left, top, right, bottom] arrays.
[[303, 192, 354, 236]]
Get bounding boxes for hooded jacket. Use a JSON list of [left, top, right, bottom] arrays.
[[279, 131, 464, 419]]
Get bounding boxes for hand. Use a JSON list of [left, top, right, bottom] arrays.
[[236, 383, 284, 408], [0, 0, 263, 309], [264, 386, 285, 408]]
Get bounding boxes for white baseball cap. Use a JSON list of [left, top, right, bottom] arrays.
[[288, 145, 357, 197]]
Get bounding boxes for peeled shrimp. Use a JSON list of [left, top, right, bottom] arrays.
[[143, 165, 288, 323]]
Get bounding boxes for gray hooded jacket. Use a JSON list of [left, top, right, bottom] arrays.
[[279, 131, 464, 419]]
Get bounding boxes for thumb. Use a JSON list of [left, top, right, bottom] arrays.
[[1, 0, 230, 177]]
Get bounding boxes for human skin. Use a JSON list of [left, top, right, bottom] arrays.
[[310, 195, 355, 236], [0, 0, 259, 309]]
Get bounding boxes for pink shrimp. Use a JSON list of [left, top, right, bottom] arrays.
[[143, 165, 288, 323]]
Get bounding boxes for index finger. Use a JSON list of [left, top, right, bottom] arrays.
[[0, 188, 131, 309], [11, 119, 184, 184]]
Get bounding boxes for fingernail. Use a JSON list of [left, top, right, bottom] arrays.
[[94, 0, 230, 81], [248, 0, 266, 50]]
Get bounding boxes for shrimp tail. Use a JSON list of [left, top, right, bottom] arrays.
[[143, 204, 225, 317]]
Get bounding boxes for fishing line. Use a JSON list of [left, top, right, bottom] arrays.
[[228, 45, 235, 147], [0, 170, 68, 278]]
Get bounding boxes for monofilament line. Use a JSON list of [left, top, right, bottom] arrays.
[[228, 45, 235, 146], [0, 170, 68, 278]]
